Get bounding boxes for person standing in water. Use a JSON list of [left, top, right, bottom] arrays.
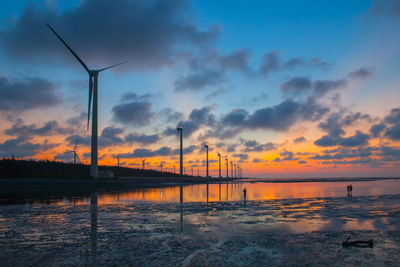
[[243, 188, 247, 198], [349, 184, 353, 196]]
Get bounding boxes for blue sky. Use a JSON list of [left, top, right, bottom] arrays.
[[1, 0, 400, 177]]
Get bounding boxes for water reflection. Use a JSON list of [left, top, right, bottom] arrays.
[[2, 179, 400, 206], [179, 185, 183, 235], [90, 192, 98, 264]]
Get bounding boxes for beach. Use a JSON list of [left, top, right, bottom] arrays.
[[1, 178, 400, 266]]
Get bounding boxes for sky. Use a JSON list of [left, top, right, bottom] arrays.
[[1, 0, 400, 178]]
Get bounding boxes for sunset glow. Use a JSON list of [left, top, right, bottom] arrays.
[[1, 0, 400, 177]]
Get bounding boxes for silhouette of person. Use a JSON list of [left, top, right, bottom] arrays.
[[347, 185, 350, 196], [349, 184, 353, 196], [243, 188, 247, 198]]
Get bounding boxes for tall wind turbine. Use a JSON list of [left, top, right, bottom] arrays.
[[230, 161, 233, 178], [225, 157, 229, 178], [204, 144, 209, 177], [177, 126, 183, 175], [234, 164, 237, 178], [218, 153, 221, 178], [47, 24, 126, 178]]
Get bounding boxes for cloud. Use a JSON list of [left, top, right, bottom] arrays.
[[0, 136, 57, 157], [5, 119, 73, 136], [174, 69, 223, 91], [120, 93, 153, 102], [117, 144, 196, 159], [99, 126, 124, 147], [259, 51, 329, 77], [0, 76, 61, 111], [281, 77, 312, 95], [259, 50, 280, 77], [220, 49, 252, 73], [294, 137, 306, 143], [243, 140, 275, 152], [117, 146, 173, 158], [311, 147, 375, 160], [284, 57, 330, 69], [65, 134, 91, 147], [159, 108, 184, 122], [370, 123, 386, 137], [314, 131, 370, 147], [0, 0, 220, 69], [163, 105, 216, 136], [369, 0, 400, 17], [221, 109, 248, 126], [232, 153, 249, 161], [383, 108, 400, 140], [277, 150, 298, 161], [112, 100, 153, 126], [207, 98, 328, 140], [245, 98, 328, 131], [125, 132, 160, 145], [314, 112, 371, 147], [348, 67, 375, 79], [312, 79, 347, 97], [66, 112, 87, 126]]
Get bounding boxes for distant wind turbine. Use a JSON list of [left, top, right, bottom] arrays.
[[141, 159, 146, 169], [47, 24, 126, 178], [69, 137, 80, 164]]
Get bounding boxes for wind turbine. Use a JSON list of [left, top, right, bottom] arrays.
[[230, 161, 233, 178], [69, 137, 80, 164], [225, 157, 229, 178], [218, 153, 221, 178], [204, 144, 209, 177], [141, 159, 146, 169], [177, 126, 183, 175], [47, 24, 126, 178]]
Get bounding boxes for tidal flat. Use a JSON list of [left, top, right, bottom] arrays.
[[1, 179, 400, 266]]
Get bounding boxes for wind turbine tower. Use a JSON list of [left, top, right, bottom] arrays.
[[234, 164, 237, 178], [205, 144, 209, 177], [47, 25, 126, 178], [218, 153, 221, 178], [230, 161, 233, 178], [177, 126, 183, 175], [225, 157, 229, 178]]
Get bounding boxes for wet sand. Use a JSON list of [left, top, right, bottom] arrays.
[[1, 188, 400, 266]]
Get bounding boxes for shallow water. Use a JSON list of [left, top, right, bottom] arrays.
[[7, 178, 400, 205], [1, 179, 400, 266]]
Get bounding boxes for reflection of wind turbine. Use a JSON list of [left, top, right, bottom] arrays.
[[47, 24, 126, 178]]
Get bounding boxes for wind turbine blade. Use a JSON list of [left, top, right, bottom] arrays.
[[73, 136, 79, 151], [87, 76, 93, 131], [47, 24, 90, 74], [98, 61, 127, 72]]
